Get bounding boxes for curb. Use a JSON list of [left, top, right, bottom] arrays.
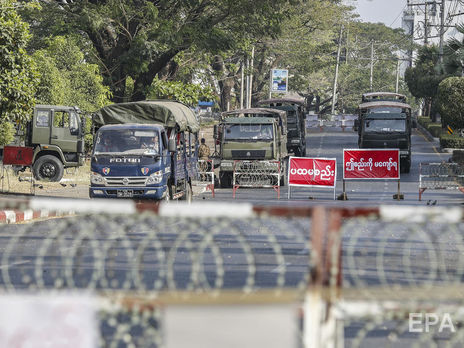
[[0, 209, 74, 224]]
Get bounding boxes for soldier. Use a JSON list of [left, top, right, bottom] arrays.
[[198, 138, 211, 180]]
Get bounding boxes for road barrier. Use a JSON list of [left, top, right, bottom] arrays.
[[192, 159, 215, 197], [1, 198, 464, 346], [419, 162, 464, 200], [232, 160, 281, 199]]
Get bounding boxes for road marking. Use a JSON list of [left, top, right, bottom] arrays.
[[416, 129, 443, 159]]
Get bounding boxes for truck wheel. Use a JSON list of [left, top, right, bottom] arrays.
[[33, 155, 64, 182], [220, 172, 232, 188], [180, 181, 192, 203], [401, 158, 411, 174]]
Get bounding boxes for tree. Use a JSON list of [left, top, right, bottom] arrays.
[[437, 77, 464, 129], [442, 23, 464, 76], [405, 45, 447, 119], [22, 0, 291, 103], [0, 0, 37, 144], [32, 35, 111, 113]]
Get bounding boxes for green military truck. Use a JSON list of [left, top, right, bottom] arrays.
[[354, 100, 413, 173], [256, 97, 307, 156], [3, 105, 86, 182], [215, 108, 288, 188]]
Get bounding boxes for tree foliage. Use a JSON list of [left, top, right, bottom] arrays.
[[147, 78, 217, 106], [437, 77, 464, 128], [0, 0, 38, 144], [32, 35, 111, 113], [23, 0, 292, 103]]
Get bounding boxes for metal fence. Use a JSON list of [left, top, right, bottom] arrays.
[[1, 199, 464, 347], [192, 159, 215, 197], [232, 160, 281, 199], [419, 162, 464, 200]]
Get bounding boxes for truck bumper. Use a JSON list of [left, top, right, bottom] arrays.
[[89, 186, 167, 200]]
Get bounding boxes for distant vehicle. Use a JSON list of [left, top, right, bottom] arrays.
[[354, 99, 413, 173], [215, 108, 288, 188], [256, 97, 307, 156], [1, 105, 86, 182], [90, 100, 199, 201], [361, 92, 407, 104]]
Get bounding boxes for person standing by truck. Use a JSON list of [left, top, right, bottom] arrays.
[[198, 138, 211, 178]]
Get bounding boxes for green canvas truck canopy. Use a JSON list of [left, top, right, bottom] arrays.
[[93, 100, 200, 133]]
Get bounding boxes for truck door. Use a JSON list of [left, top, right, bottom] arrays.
[[50, 109, 80, 153]]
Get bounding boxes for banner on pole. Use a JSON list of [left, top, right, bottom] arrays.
[[288, 157, 337, 188], [343, 149, 400, 180], [270, 69, 288, 93]]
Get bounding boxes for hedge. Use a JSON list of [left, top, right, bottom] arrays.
[[440, 134, 464, 149], [426, 124, 443, 137], [418, 116, 431, 128]]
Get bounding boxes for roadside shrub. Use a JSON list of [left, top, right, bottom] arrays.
[[426, 123, 443, 137], [437, 77, 464, 129], [0, 122, 15, 146], [452, 150, 464, 164], [418, 116, 431, 128], [440, 134, 464, 149]]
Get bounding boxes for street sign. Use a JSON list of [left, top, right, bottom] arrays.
[[270, 69, 288, 93], [288, 157, 337, 200], [343, 149, 400, 180], [2, 146, 34, 166]]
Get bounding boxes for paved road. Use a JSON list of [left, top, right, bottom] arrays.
[[1, 127, 463, 346], [201, 127, 463, 206]]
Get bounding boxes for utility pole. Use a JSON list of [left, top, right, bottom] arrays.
[[395, 57, 401, 93], [245, 58, 250, 108], [439, 0, 446, 62], [240, 61, 244, 109], [425, 2, 429, 44], [248, 46, 255, 109], [331, 25, 343, 115], [370, 40, 374, 91]]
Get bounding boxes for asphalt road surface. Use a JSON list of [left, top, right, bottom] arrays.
[[1, 126, 462, 347], [202, 127, 462, 206]]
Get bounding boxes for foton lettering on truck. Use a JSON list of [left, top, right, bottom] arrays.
[[343, 149, 400, 180]]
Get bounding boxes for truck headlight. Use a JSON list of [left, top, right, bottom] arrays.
[[146, 170, 163, 185], [91, 172, 105, 185]]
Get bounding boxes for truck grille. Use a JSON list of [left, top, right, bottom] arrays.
[[105, 177, 148, 186], [231, 150, 266, 160]]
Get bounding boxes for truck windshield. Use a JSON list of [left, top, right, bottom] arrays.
[[364, 119, 406, 133], [366, 107, 404, 113], [94, 129, 160, 154], [224, 124, 273, 140]]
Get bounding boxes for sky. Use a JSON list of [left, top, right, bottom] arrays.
[[348, 0, 407, 28]]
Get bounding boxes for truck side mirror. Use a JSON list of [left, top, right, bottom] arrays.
[[353, 119, 359, 132], [168, 138, 177, 152], [213, 125, 218, 139]]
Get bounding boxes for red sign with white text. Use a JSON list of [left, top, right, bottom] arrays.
[[288, 157, 337, 188], [343, 149, 399, 180], [2, 146, 34, 166]]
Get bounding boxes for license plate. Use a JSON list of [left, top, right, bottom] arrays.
[[117, 190, 133, 198]]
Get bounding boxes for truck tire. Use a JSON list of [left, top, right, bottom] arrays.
[[33, 155, 64, 182], [401, 158, 411, 174], [180, 181, 192, 203], [220, 172, 233, 188]]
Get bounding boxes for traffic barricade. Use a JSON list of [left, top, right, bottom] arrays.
[[1, 146, 35, 194], [340, 149, 403, 200], [232, 160, 281, 199], [192, 159, 215, 197], [419, 162, 464, 200], [287, 156, 337, 200]]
